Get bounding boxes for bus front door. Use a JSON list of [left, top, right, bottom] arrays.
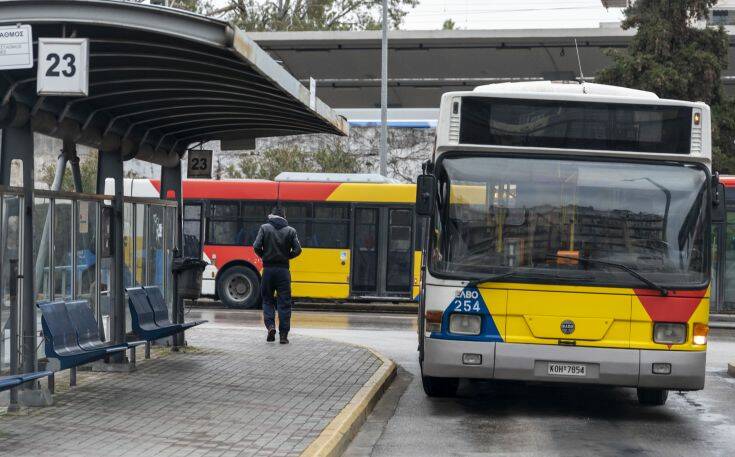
[[351, 206, 413, 299]]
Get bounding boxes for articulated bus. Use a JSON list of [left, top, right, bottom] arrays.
[[711, 176, 735, 313], [127, 174, 422, 308], [415, 81, 716, 406]]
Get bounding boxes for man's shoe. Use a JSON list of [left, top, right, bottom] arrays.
[[279, 333, 289, 344], [267, 328, 276, 342]]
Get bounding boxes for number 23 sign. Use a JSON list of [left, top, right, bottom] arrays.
[[37, 38, 89, 97]]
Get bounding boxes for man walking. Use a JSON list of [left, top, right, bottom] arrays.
[[253, 206, 302, 344]]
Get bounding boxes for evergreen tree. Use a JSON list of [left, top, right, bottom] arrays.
[[596, 0, 734, 171]]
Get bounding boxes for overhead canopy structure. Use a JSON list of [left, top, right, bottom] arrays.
[[0, 0, 348, 167], [249, 27, 735, 109], [0, 0, 348, 406]]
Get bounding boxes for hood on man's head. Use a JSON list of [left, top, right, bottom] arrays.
[[268, 214, 289, 229]]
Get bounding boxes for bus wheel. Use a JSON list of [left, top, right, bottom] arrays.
[[637, 388, 668, 406], [217, 266, 261, 309], [422, 374, 459, 398]]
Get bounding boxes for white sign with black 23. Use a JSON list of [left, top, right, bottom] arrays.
[[37, 38, 89, 96]]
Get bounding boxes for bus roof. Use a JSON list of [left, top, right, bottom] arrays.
[[275, 172, 398, 183], [473, 81, 658, 99]]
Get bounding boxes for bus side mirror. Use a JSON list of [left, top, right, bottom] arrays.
[[712, 181, 726, 223], [415, 174, 436, 217]]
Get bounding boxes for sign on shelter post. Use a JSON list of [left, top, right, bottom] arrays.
[[187, 149, 213, 179], [0, 24, 33, 70]]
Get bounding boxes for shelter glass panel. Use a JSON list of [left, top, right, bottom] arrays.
[[135, 204, 147, 286], [165, 206, 176, 312], [148, 205, 165, 289], [33, 198, 51, 302], [124, 202, 134, 288], [76, 200, 98, 311], [0, 195, 21, 374], [53, 199, 73, 301]]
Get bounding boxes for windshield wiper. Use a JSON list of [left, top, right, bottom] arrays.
[[547, 254, 669, 296], [466, 271, 520, 287]]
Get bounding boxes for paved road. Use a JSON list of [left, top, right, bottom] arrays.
[[190, 309, 735, 457]]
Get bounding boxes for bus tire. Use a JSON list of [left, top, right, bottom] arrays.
[[422, 374, 459, 397], [637, 388, 668, 406], [217, 266, 261, 309]]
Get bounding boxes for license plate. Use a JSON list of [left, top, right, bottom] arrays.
[[547, 362, 587, 377]]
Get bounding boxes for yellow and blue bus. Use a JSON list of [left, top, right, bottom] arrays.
[[416, 81, 715, 405]]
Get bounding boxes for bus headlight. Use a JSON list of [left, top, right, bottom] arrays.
[[653, 323, 687, 345], [449, 314, 481, 335]]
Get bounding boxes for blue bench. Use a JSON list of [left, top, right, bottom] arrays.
[[143, 286, 207, 331], [38, 300, 142, 372], [65, 300, 145, 356], [0, 370, 53, 392], [126, 287, 207, 343]]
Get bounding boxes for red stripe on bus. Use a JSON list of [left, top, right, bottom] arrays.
[[278, 182, 341, 201], [634, 288, 707, 323], [151, 179, 278, 200]]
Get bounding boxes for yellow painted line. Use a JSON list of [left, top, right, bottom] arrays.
[[300, 346, 397, 457], [290, 313, 351, 329]]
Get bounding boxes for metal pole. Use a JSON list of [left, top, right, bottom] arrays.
[[379, 0, 389, 177], [35, 153, 67, 296], [8, 259, 19, 412]]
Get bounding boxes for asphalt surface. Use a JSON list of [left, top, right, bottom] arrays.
[[190, 308, 735, 457]]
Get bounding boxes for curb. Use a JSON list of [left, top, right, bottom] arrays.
[[729, 361, 735, 378], [300, 348, 397, 457]]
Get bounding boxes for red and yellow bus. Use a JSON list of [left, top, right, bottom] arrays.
[[129, 174, 422, 308]]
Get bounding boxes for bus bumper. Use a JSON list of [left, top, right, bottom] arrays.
[[423, 339, 706, 390]]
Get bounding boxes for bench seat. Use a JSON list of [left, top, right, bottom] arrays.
[[127, 287, 207, 341], [38, 301, 124, 371], [0, 370, 53, 392]]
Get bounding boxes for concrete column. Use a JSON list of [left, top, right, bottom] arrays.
[[96, 149, 126, 363]]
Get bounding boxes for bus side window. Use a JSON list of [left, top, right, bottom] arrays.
[[281, 202, 310, 245], [183, 203, 202, 257], [240, 201, 271, 246], [207, 201, 240, 245], [312, 204, 350, 249]]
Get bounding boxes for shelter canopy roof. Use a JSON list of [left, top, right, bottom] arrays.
[[0, 0, 347, 167]]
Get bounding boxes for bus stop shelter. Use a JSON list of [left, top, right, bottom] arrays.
[[0, 0, 347, 406]]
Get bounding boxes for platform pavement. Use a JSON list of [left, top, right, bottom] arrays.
[[0, 326, 385, 457]]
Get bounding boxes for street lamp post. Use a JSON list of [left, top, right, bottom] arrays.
[[380, 0, 388, 177]]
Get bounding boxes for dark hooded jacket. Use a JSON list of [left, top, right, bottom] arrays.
[[253, 214, 302, 268]]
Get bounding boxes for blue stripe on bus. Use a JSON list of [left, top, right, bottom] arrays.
[[430, 286, 503, 342]]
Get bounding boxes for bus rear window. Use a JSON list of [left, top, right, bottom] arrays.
[[459, 97, 692, 154]]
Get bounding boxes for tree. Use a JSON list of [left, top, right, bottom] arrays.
[[596, 0, 735, 171], [442, 18, 456, 30], [226, 0, 419, 32], [39, 156, 98, 193], [226, 144, 361, 180]]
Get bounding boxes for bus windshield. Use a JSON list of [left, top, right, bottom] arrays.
[[431, 155, 709, 288]]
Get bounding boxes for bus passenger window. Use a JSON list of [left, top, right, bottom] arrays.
[[312, 204, 350, 248], [183, 203, 202, 257], [207, 202, 240, 245]]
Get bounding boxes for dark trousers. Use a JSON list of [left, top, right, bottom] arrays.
[[261, 267, 292, 334]]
